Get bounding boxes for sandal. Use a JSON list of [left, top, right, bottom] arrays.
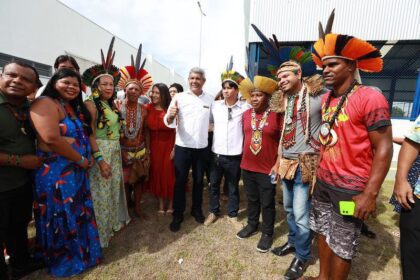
[[157, 210, 165, 215]]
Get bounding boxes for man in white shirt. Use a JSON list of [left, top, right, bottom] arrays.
[[204, 69, 250, 227], [164, 67, 214, 232]]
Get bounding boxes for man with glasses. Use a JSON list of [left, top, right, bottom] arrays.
[[204, 68, 250, 227]]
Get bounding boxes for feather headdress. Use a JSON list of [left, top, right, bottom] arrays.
[[312, 9, 383, 72], [239, 75, 278, 101], [118, 43, 153, 93], [82, 36, 121, 87], [221, 56, 245, 86], [251, 24, 317, 78]]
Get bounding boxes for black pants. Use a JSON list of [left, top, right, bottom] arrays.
[[209, 153, 241, 217], [173, 145, 207, 218], [242, 170, 276, 235], [400, 196, 420, 280], [0, 184, 33, 277]]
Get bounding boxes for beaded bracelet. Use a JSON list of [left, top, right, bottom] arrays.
[[93, 151, 103, 159], [76, 156, 85, 165], [96, 156, 104, 162]]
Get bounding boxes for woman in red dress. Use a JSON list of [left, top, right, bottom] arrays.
[[145, 83, 176, 214]]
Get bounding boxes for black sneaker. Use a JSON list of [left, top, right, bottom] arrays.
[[169, 216, 184, 232], [191, 210, 205, 224], [236, 224, 258, 239], [256, 233, 273, 253], [284, 257, 310, 280]]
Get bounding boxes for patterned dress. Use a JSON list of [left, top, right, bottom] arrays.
[[89, 100, 130, 248], [34, 115, 102, 277]]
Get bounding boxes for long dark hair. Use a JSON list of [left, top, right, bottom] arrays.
[[42, 69, 92, 135], [152, 83, 171, 110], [90, 77, 119, 127]]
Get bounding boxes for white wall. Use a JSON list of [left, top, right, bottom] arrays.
[[0, 0, 185, 90], [246, 0, 420, 42]]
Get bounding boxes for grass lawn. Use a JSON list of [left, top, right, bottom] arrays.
[[25, 180, 401, 280]]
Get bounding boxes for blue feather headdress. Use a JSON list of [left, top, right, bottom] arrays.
[[251, 24, 317, 78]]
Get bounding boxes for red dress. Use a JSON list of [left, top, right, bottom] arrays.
[[145, 104, 176, 199]]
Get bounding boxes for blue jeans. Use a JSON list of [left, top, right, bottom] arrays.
[[208, 153, 241, 217], [282, 166, 313, 261]]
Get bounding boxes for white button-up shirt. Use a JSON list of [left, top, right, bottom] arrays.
[[164, 90, 214, 149], [211, 99, 251, 156]]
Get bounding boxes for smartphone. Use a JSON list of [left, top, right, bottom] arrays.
[[269, 171, 277, 184], [339, 201, 355, 216]]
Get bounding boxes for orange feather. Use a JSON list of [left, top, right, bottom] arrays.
[[357, 58, 383, 72], [323, 34, 338, 56], [340, 37, 379, 60]]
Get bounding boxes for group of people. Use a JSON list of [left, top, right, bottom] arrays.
[[0, 38, 186, 279], [0, 10, 418, 280]]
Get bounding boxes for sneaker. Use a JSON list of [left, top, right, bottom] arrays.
[[236, 224, 258, 239], [227, 216, 243, 230], [169, 216, 184, 232], [204, 213, 218, 226], [256, 233, 273, 253], [191, 210, 205, 224]]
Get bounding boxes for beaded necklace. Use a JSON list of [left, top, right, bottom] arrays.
[[319, 80, 358, 147], [121, 101, 142, 140], [98, 100, 122, 139], [281, 88, 307, 149], [250, 108, 270, 155], [5, 103, 28, 135]]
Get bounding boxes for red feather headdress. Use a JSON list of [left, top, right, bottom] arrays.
[[118, 44, 153, 93]]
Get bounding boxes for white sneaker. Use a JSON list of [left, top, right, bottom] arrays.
[[204, 213, 218, 226]]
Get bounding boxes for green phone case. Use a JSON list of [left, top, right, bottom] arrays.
[[339, 201, 355, 216]]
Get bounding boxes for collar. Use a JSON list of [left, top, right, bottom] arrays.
[[187, 90, 204, 97], [0, 92, 30, 108], [224, 99, 241, 109]]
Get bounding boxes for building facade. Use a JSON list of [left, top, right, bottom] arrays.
[[0, 0, 185, 90]]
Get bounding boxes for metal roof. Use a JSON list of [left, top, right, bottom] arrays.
[[247, 0, 420, 43]]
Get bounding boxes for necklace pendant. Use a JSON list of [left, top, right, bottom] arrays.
[[320, 123, 330, 137], [21, 127, 27, 135]]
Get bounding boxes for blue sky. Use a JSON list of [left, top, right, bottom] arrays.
[[59, 0, 246, 95]]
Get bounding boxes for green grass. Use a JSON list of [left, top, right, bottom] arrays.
[[25, 180, 401, 279]]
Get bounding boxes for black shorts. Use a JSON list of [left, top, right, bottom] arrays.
[[310, 182, 363, 260]]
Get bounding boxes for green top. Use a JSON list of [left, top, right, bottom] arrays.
[[0, 92, 35, 192], [95, 100, 120, 140]]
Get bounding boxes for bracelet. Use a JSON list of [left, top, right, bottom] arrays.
[[96, 156, 104, 162], [15, 155, 21, 167], [93, 151, 102, 159], [76, 155, 85, 165]]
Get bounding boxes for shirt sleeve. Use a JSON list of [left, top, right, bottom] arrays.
[[362, 87, 392, 131], [405, 115, 420, 144], [163, 96, 177, 128]]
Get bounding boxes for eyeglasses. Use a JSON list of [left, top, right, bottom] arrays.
[[228, 107, 232, 121]]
